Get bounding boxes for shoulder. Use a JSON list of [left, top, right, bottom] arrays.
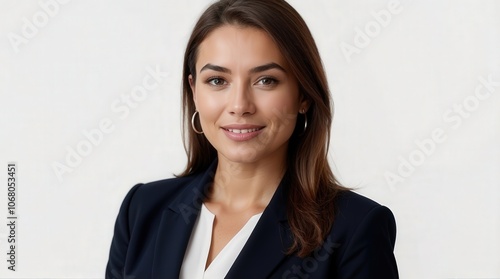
[[120, 175, 201, 222], [130, 175, 196, 203], [335, 190, 395, 223], [330, 190, 396, 239], [327, 190, 398, 277]]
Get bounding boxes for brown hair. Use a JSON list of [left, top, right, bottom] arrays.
[[179, 0, 347, 257]]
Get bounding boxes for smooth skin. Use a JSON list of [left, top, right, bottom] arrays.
[[189, 25, 309, 269]]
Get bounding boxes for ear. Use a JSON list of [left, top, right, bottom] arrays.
[[299, 97, 311, 113], [189, 74, 197, 103]]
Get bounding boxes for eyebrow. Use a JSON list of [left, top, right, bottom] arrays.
[[199, 62, 286, 74]]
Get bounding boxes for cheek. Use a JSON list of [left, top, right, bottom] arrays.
[[262, 89, 300, 119], [260, 98, 299, 134], [195, 92, 224, 125]]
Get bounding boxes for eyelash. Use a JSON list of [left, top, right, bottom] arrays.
[[205, 76, 279, 87], [256, 76, 279, 86], [206, 76, 227, 86]]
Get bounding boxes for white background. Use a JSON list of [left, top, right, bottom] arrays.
[[1, 0, 499, 278]]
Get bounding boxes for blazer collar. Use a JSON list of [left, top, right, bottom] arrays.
[[226, 173, 292, 279], [152, 160, 292, 279]]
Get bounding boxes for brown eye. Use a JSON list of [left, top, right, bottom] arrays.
[[207, 77, 227, 86], [256, 77, 278, 86]]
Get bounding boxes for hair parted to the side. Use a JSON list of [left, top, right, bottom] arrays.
[[179, 0, 348, 257]]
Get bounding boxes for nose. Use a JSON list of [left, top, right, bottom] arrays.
[[228, 82, 255, 116]]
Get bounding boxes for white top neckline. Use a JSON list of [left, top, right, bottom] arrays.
[[180, 203, 263, 279]]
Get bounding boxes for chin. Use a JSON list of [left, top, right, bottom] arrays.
[[218, 149, 264, 164]]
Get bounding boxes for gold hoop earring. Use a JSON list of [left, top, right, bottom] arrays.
[[191, 111, 203, 134]]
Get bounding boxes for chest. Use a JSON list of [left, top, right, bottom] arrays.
[[205, 209, 261, 268]]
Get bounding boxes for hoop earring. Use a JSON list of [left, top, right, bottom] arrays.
[[191, 111, 203, 134], [300, 109, 308, 134]]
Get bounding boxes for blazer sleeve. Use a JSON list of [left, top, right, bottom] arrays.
[[338, 205, 399, 278], [105, 183, 142, 279]]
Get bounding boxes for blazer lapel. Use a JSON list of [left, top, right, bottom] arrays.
[[150, 161, 293, 279], [225, 177, 293, 279], [151, 162, 217, 279]]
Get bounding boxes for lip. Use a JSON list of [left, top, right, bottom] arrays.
[[221, 124, 265, 142]]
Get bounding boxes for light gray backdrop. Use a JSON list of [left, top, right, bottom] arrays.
[[1, 0, 499, 278]]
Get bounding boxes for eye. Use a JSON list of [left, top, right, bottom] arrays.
[[256, 77, 278, 87], [206, 77, 227, 86]]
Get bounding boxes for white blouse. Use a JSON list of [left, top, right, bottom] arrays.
[[180, 204, 263, 279]]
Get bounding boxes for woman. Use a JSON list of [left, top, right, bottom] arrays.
[[106, 0, 398, 278]]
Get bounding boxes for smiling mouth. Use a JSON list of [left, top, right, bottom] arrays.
[[224, 128, 264, 134]]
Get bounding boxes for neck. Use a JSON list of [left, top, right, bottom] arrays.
[[209, 154, 286, 212]]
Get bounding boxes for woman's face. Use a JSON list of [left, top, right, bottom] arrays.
[[190, 25, 307, 165]]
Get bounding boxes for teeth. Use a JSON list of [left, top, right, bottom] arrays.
[[228, 128, 260, 134]]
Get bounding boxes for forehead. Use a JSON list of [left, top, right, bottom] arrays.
[[196, 25, 288, 72]]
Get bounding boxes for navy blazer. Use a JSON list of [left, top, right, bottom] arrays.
[[106, 163, 398, 279]]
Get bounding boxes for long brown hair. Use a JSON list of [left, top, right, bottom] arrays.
[[179, 0, 347, 257]]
